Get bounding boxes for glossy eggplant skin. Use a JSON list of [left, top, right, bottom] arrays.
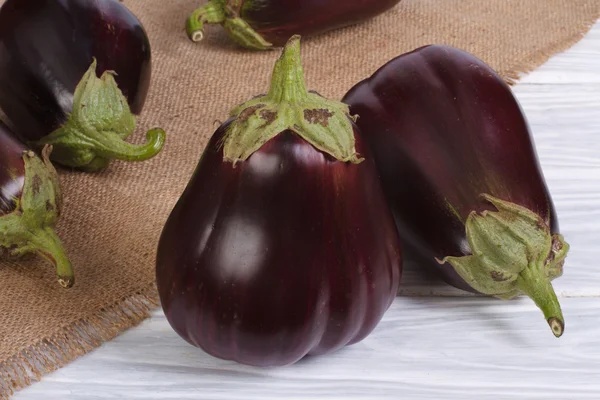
[[241, 0, 402, 46], [0, 123, 27, 214], [342, 45, 558, 293], [156, 120, 401, 367], [0, 0, 151, 141]]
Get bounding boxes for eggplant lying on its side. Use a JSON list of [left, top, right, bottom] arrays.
[[186, 0, 402, 50], [343, 44, 569, 337], [0, 0, 166, 171]]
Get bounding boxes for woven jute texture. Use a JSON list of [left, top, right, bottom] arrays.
[[1, 0, 598, 396]]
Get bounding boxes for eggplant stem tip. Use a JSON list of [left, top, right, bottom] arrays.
[[192, 30, 204, 42], [548, 317, 564, 338], [58, 276, 75, 289]]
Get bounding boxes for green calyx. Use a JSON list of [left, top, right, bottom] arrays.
[[442, 194, 569, 337], [186, 0, 273, 50], [223, 35, 363, 165], [0, 147, 74, 288], [35, 59, 166, 172]]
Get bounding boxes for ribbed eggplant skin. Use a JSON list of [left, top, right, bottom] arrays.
[[156, 120, 402, 367]]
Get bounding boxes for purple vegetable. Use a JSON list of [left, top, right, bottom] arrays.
[[156, 37, 402, 366], [343, 45, 569, 337]]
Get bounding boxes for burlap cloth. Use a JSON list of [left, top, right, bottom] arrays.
[[1, 0, 598, 396]]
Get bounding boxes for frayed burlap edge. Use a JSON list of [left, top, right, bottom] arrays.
[[502, 14, 599, 85], [0, 285, 159, 399]]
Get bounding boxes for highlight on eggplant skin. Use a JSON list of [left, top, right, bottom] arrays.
[[156, 36, 402, 366], [343, 44, 569, 338], [0, 123, 74, 288], [0, 0, 166, 171], [186, 0, 402, 50]]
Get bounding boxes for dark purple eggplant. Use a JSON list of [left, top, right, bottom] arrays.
[[0, 0, 166, 171], [186, 0, 402, 50], [0, 122, 74, 288], [156, 36, 401, 366], [343, 44, 569, 337]]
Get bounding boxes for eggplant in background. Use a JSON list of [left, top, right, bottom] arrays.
[[186, 0, 402, 50], [0, 0, 166, 171]]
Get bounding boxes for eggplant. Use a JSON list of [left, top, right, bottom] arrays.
[[156, 36, 401, 366], [342, 45, 569, 337], [0, 122, 74, 288], [186, 0, 402, 50], [0, 0, 166, 171]]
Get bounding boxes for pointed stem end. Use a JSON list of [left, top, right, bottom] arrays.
[[191, 30, 204, 43], [32, 227, 75, 289], [548, 317, 564, 338], [58, 275, 75, 289], [283, 35, 301, 56], [186, 8, 209, 42], [517, 267, 565, 338], [186, 0, 272, 49], [118, 127, 166, 162]]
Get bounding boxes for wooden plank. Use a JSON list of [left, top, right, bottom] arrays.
[[14, 298, 600, 400]]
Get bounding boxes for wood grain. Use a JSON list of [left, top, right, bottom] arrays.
[[14, 298, 600, 400], [14, 19, 600, 400]]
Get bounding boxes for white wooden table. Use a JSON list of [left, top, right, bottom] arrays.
[[15, 22, 600, 400]]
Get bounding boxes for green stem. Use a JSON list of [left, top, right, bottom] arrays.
[[29, 227, 75, 288], [186, 0, 227, 42], [517, 265, 564, 337], [37, 127, 166, 171], [266, 36, 309, 103], [81, 128, 166, 163], [35, 60, 167, 171], [223, 35, 361, 164], [185, 0, 273, 50]]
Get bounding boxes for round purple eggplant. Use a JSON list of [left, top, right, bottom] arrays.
[[186, 0, 402, 50], [156, 36, 402, 366], [1, 122, 74, 288], [0, 0, 166, 171], [343, 44, 569, 337]]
